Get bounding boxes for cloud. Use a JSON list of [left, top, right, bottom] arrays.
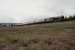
[[0, 0, 75, 23]]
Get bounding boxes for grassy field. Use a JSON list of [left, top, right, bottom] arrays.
[[0, 21, 75, 50]]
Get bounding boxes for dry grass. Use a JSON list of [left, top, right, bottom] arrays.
[[0, 21, 75, 50]]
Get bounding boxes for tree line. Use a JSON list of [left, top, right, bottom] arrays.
[[64, 15, 75, 21]]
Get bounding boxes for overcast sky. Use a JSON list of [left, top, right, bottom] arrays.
[[0, 0, 75, 23]]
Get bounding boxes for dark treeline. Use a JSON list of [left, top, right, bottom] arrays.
[[64, 15, 75, 21]]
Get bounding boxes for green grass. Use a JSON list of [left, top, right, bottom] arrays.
[[0, 21, 75, 50]]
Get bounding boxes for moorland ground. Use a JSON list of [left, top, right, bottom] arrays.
[[0, 21, 75, 50]]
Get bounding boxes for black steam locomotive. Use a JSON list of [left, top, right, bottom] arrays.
[[26, 16, 64, 25]]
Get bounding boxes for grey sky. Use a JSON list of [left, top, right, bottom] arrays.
[[0, 0, 75, 23]]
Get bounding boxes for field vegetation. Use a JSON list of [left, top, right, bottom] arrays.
[[0, 20, 75, 50]]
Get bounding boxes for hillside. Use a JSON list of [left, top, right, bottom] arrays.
[[0, 21, 75, 50]]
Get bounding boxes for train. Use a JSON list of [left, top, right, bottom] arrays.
[[26, 16, 64, 25]]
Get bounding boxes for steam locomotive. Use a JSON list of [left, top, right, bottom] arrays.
[[26, 16, 64, 25]]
